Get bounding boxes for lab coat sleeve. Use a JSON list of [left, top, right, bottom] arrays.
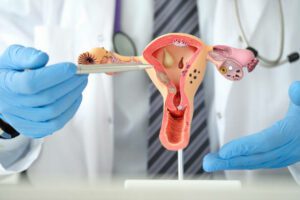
[[0, 135, 43, 176], [288, 163, 300, 185]]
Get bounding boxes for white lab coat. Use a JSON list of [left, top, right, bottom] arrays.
[[0, 0, 299, 184], [199, 0, 300, 184]]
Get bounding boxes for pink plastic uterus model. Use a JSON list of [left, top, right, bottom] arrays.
[[78, 33, 258, 151]]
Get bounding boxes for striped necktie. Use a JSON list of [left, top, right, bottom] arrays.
[[147, 0, 210, 179]]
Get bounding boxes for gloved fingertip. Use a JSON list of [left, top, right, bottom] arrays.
[[29, 51, 49, 68], [203, 153, 219, 172], [289, 81, 300, 106]]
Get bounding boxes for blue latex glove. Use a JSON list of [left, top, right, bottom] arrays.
[[0, 45, 88, 138], [203, 81, 300, 172]]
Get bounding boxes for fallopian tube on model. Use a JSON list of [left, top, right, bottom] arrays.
[[78, 33, 258, 151]]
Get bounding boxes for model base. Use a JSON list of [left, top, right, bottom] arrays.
[[124, 179, 241, 190]]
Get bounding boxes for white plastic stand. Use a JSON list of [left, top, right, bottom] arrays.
[[177, 150, 184, 181], [125, 150, 241, 190]]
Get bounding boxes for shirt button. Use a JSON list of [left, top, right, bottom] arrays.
[[108, 117, 113, 124], [217, 112, 222, 119], [238, 35, 244, 43]]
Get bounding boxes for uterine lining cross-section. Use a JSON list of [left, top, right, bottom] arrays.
[[143, 34, 207, 151]]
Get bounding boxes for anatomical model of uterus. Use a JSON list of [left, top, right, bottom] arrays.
[[78, 33, 258, 151]]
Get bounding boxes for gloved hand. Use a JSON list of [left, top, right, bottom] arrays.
[[0, 45, 88, 138], [203, 81, 300, 172]]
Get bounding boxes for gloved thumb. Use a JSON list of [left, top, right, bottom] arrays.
[[289, 81, 300, 106], [0, 44, 49, 71]]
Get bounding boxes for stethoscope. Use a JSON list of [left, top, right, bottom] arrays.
[[112, 0, 137, 56], [234, 0, 299, 67]]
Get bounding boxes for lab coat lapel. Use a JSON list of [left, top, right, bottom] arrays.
[[234, 0, 271, 41]]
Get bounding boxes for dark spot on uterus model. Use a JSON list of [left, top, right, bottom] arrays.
[[189, 73, 192, 77], [193, 76, 197, 80], [190, 81, 193, 84], [178, 57, 184, 69]]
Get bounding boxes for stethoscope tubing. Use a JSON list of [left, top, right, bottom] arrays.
[[234, 0, 288, 67]]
